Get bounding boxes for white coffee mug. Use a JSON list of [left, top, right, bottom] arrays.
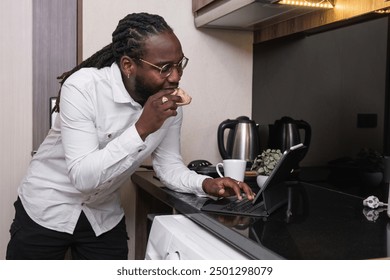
[[216, 159, 246, 182]]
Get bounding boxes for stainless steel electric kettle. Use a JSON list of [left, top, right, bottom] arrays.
[[217, 116, 260, 161], [268, 116, 311, 160]]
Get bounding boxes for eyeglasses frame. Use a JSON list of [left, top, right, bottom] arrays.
[[138, 56, 189, 78]]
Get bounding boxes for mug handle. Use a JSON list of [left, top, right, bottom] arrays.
[[216, 163, 224, 178]]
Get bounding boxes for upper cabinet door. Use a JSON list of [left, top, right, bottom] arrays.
[[192, 0, 390, 43]]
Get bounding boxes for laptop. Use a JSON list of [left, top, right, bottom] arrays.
[[201, 143, 307, 217]]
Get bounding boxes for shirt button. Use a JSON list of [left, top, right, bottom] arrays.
[[107, 134, 112, 138]]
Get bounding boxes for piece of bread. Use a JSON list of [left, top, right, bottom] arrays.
[[172, 88, 192, 106]]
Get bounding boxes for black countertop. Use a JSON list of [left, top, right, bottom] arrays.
[[131, 171, 390, 260]]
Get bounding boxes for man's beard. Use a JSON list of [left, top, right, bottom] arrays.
[[134, 76, 159, 107]]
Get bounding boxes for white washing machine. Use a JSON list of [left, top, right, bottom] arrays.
[[145, 214, 249, 260]]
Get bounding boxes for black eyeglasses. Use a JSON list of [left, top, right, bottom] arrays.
[[138, 56, 189, 78]]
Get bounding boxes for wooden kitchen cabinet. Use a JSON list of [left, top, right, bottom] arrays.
[[192, 0, 216, 12], [255, 0, 390, 43], [192, 0, 390, 43]]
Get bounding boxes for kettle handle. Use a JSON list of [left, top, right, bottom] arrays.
[[217, 119, 237, 159], [297, 120, 311, 147]]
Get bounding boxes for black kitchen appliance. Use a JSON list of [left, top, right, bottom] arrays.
[[268, 116, 311, 162]]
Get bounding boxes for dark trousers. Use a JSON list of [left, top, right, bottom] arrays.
[[6, 197, 129, 260]]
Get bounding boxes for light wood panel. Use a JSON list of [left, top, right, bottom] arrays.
[[255, 0, 390, 43]]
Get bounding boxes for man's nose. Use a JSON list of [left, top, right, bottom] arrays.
[[167, 67, 182, 82]]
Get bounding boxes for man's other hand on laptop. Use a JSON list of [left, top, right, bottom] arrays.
[[202, 178, 255, 200]]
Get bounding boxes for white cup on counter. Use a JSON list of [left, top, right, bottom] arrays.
[[216, 159, 246, 181]]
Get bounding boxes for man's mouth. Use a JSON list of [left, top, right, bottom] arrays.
[[161, 87, 178, 95]]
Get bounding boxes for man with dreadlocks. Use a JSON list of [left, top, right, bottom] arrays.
[[6, 12, 254, 260]]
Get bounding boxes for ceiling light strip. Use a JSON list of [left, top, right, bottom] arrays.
[[278, 0, 335, 8]]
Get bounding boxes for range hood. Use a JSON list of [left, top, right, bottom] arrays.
[[194, 0, 335, 30]]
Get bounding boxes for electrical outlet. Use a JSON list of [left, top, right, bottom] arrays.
[[357, 113, 377, 128]]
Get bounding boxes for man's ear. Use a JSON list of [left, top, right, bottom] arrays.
[[120, 56, 136, 78]]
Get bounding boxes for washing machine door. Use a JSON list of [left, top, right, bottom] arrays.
[[145, 215, 249, 260]]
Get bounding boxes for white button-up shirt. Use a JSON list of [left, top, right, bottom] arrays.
[[18, 62, 209, 236]]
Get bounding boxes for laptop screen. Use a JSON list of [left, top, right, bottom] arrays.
[[252, 143, 307, 210], [200, 143, 307, 217]]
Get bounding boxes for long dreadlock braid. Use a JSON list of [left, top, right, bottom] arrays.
[[53, 12, 173, 112]]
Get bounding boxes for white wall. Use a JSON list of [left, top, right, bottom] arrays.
[[83, 0, 253, 164], [83, 0, 253, 259], [0, 0, 33, 259]]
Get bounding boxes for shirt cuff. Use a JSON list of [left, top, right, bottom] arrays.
[[192, 175, 213, 197]]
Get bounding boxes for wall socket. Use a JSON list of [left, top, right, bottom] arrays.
[[357, 113, 377, 128]]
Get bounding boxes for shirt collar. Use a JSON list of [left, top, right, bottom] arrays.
[[110, 62, 140, 107]]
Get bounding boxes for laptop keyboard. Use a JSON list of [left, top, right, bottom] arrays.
[[222, 198, 254, 213]]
